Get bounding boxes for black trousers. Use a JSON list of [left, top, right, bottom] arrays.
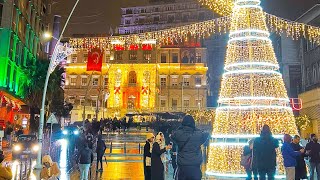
[[96, 155, 103, 169], [176, 166, 202, 180], [144, 166, 151, 180], [258, 168, 276, 180], [246, 168, 258, 180]]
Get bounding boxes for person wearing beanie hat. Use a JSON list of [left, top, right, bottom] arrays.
[[144, 133, 154, 180], [171, 115, 209, 180]]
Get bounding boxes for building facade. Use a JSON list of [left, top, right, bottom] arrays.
[[296, 5, 320, 135], [66, 37, 208, 121], [0, 0, 52, 126], [118, 0, 214, 34]]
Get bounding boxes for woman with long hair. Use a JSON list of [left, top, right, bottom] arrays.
[[252, 124, 279, 180]]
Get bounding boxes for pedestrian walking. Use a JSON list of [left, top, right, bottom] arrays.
[[305, 133, 320, 180], [151, 134, 172, 180], [144, 133, 154, 180], [171, 115, 209, 180], [96, 135, 106, 172], [252, 124, 279, 180], [281, 134, 304, 180], [291, 135, 307, 180], [241, 139, 258, 180], [0, 152, 12, 180], [40, 155, 61, 180], [78, 143, 94, 180]]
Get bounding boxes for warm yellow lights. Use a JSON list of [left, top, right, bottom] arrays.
[[207, 0, 298, 177]]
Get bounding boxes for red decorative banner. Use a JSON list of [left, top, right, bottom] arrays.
[[114, 86, 121, 94], [142, 44, 152, 51], [142, 86, 149, 95], [87, 48, 103, 72]]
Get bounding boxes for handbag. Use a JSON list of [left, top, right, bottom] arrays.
[[240, 154, 252, 168]]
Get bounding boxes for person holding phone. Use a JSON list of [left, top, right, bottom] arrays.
[[0, 152, 12, 180]]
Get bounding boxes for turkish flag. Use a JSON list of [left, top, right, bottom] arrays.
[[87, 48, 103, 72]]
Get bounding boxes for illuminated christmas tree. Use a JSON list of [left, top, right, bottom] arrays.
[[206, 0, 298, 177]]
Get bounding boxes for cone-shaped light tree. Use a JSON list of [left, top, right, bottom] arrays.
[[206, 0, 298, 177]]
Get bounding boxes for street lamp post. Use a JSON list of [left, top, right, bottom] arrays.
[[35, 0, 80, 169], [196, 84, 201, 110]]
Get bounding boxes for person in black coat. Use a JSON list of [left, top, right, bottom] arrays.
[[305, 133, 320, 180], [96, 135, 107, 172], [171, 115, 209, 180], [151, 134, 172, 180], [144, 133, 155, 180], [252, 124, 279, 180], [243, 139, 258, 180], [291, 135, 307, 180]]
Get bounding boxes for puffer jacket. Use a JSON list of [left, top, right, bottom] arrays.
[[0, 166, 12, 180], [281, 142, 300, 167], [78, 147, 93, 164], [171, 126, 209, 166]]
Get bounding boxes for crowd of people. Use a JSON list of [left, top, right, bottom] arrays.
[[143, 115, 210, 180], [241, 124, 320, 180]]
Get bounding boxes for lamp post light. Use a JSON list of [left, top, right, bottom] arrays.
[[34, 0, 80, 169], [196, 84, 201, 110]]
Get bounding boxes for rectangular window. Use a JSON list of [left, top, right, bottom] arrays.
[[79, 97, 85, 106], [124, 30, 130, 34], [71, 54, 77, 63], [91, 99, 97, 107], [129, 51, 137, 60], [125, 19, 131, 24], [92, 78, 99, 86], [196, 100, 202, 107], [183, 77, 190, 86], [172, 99, 177, 110], [196, 53, 202, 63], [172, 77, 178, 86], [104, 77, 109, 87], [183, 99, 190, 108], [70, 78, 77, 86], [195, 77, 201, 86], [81, 77, 87, 86], [161, 53, 167, 63], [143, 51, 152, 61], [153, 16, 159, 22], [160, 77, 166, 86], [168, 14, 174, 23], [160, 100, 166, 107], [83, 53, 88, 63], [172, 53, 178, 63], [115, 51, 123, 60]]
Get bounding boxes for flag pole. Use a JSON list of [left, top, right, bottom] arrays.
[[83, 71, 94, 127]]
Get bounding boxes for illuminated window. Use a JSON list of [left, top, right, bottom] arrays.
[[92, 78, 99, 86], [129, 51, 137, 60], [183, 77, 190, 86], [172, 99, 177, 110], [143, 51, 152, 61], [115, 51, 123, 60], [160, 77, 166, 86], [104, 77, 109, 87], [70, 77, 77, 86], [172, 77, 178, 86], [161, 53, 167, 63], [195, 77, 201, 86], [129, 71, 137, 84], [183, 99, 190, 108], [172, 53, 178, 63], [71, 54, 77, 63], [81, 77, 87, 86]]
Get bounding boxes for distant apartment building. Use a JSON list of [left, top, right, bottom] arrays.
[[66, 36, 208, 121], [0, 0, 52, 127]]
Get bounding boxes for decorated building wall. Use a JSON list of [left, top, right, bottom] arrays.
[[0, 0, 51, 126], [65, 38, 208, 121]]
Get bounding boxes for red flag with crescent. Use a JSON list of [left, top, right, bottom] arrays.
[[87, 48, 103, 72]]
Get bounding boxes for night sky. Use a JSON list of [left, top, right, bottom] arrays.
[[52, 0, 319, 36]]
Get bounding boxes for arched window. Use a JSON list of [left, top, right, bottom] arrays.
[[129, 71, 137, 84]]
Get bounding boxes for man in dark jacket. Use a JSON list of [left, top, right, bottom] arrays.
[[171, 115, 209, 180], [78, 143, 93, 180], [144, 133, 154, 180], [96, 135, 107, 172], [291, 135, 307, 180], [305, 133, 320, 180]]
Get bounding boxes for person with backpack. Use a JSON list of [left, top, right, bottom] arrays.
[[252, 124, 279, 180], [281, 134, 304, 180], [241, 139, 257, 180], [171, 115, 209, 180]]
